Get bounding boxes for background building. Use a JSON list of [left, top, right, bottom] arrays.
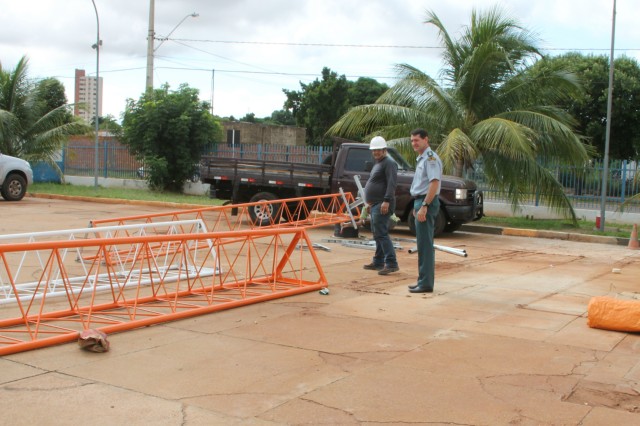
[[73, 69, 102, 123], [222, 121, 306, 147]]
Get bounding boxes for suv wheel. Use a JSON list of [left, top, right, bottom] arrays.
[[1, 173, 27, 201]]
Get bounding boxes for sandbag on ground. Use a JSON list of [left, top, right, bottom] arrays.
[[587, 296, 640, 332]]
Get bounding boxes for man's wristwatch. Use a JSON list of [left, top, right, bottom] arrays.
[[422, 200, 430, 207]]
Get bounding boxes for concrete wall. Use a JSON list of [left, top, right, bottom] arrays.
[[64, 176, 211, 197], [222, 121, 305, 146]]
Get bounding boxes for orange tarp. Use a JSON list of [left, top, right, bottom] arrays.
[[587, 296, 640, 332]]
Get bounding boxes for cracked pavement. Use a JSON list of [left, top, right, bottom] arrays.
[[1, 197, 639, 425]]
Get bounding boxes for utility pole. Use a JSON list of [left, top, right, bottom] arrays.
[[599, 0, 616, 231], [91, 0, 101, 188], [145, 0, 155, 91], [211, 69, 216, 115]]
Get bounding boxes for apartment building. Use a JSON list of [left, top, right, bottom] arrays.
[[73, 69, 103, 123]]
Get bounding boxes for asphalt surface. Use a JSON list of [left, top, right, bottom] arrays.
[[1, 195, 639, 425]]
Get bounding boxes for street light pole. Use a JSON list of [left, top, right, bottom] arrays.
[[145, 0, 155, 92], [599, 0, 617, 231], [154, 13, 199, 52], [145, 0, 197, 92], [91, 0, 101, 188]]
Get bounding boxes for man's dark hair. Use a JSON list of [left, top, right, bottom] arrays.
[[410, 128, 429, 138]]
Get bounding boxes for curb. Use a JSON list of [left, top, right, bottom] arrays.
[[460, 224, 629, 246]]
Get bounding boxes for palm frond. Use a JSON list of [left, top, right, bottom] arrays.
[[437, 128, 479, 174], [471, 117, 537, 160], [482, 152, 577, 221], [327, 103, 429, 139], [1, 56, 88, 163], [496, 109, 589, 165]]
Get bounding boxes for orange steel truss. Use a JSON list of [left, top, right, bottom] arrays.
[[0, 228, 325, 355], [89, 192, 361, 233], [0, 193, 358, 355]]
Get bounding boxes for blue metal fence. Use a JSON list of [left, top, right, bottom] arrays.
[[61, 142, 143, 179], [57, 142, 639, 212], [464, 158, 640, 212]]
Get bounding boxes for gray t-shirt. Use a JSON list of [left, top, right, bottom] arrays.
[[364, 155, 397, 207]]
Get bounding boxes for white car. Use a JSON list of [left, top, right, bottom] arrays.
[[0, 153, 33, 201]]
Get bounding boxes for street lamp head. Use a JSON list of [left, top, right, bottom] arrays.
[[153, 12, 199, 50]]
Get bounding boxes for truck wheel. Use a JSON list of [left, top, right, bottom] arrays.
[[434, 209, 446, 237], [408, 209, 416, 235], [444, 222, 462, 233], [285, 200, 310, 222], [249, 192, 280, 226], [407, 208, 446, 237], [1, 173, 27, 201]]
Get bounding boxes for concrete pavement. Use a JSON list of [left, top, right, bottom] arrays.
[[1, 197, 639, 425]]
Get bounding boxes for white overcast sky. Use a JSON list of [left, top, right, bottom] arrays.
[[1, 0, 637, 122]]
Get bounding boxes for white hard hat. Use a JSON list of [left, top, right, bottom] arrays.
[[369, 136, 387, 150]]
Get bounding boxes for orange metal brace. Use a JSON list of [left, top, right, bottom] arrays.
[[90, 192, 360, 232], [0, 227, 327, 355]]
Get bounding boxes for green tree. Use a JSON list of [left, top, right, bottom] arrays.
[[283, 70, 389, 145], [267, 109, 295, 126], [96, 114, 122, 134], [537, 53, 640, 160], [328, 7, 591, 220], [284, 67, 351, 146], [239, 112, 257, 123], [347, 77, 389, 107], [34, 78, 71, 119], [122, 83, 222, 192], [0, 56, 89, 169]]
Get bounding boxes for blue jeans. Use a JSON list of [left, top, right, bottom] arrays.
[[370, 203, 398, 268], [414, 197, 440, 290]]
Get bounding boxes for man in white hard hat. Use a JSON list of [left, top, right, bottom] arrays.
[[362, 136, 399, 275]]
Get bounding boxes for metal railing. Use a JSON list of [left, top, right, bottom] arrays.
[[464, 159, 640, 212]]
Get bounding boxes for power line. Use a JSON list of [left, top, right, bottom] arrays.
[[170, 38, 639, 51], [172, 39, 440, 49], [155, 66, 394, 80]]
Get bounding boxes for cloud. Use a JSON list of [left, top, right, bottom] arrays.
[[1, 0, 637, 121]]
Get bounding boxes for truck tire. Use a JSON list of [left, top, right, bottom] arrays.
[[408, 207, 446, 237], [444, 222, 462, 233], [1, 173, 27, 201], [408, 209, 416, 235], [285, 200, 311, 222], [249, 192, 280, 226], [434, 209, 446, 237]]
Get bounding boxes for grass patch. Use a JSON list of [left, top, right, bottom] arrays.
[[478, 215, 632, 238], [30, 183, 222, 206]]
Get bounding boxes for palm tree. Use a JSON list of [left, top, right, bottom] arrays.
[[328, 6, 591, 221], [0, 56, 89, 174]]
